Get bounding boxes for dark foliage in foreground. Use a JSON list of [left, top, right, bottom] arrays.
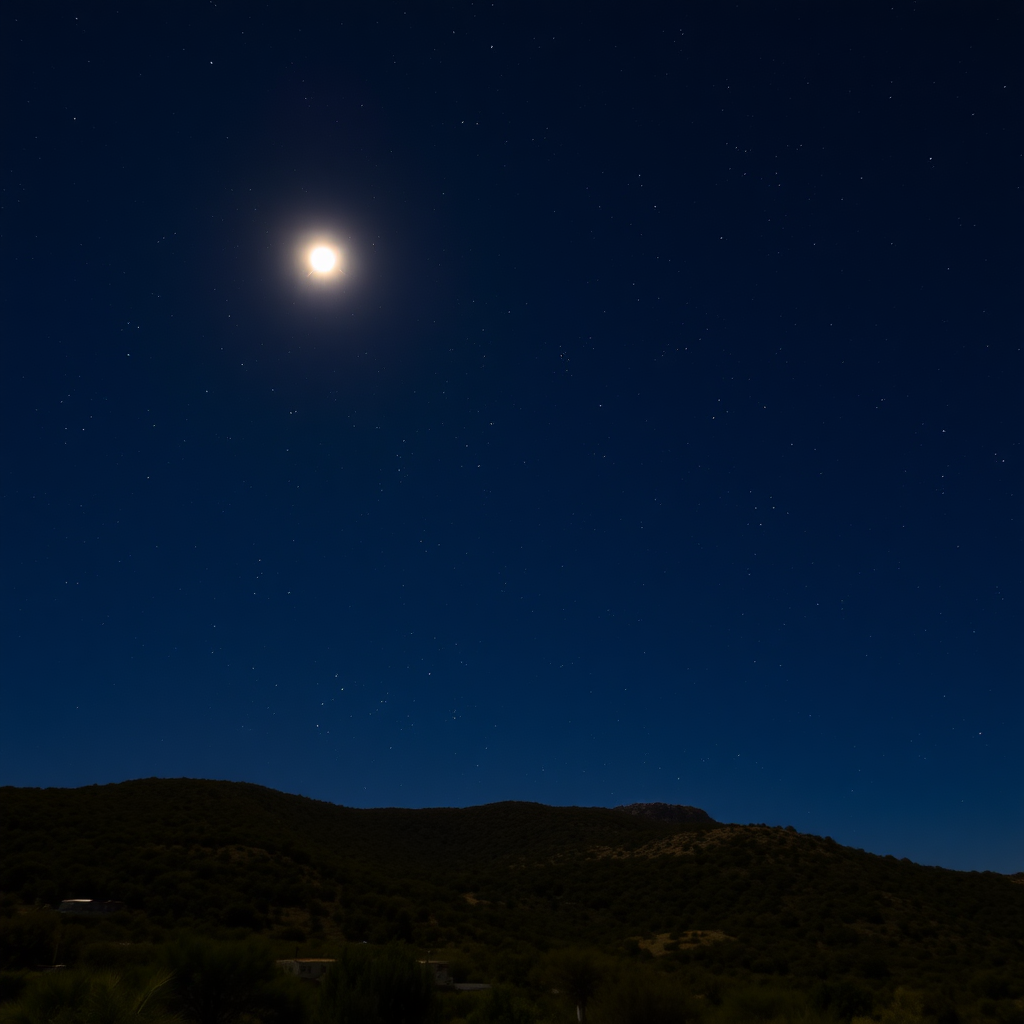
[[1, 779, 1022, 1024], [315, 945, 437, 1024]]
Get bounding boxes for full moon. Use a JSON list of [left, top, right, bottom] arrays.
[[309, 245, 338, 274]]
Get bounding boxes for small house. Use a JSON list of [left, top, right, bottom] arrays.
[[58, 900, 126, 915], [418, 961, 453, 987], [276, 959, 335, 981]]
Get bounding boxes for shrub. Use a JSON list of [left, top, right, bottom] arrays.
[[163, 938, 275, 1024], [594, 972, 701, 1024], [0, 975, 29, 1006], [721, 987, 808, 1024], [466, 988, 535, 1024], [0, 969, 176, 1024], [315, 945, 436, 1024], [0, 914, 61, 971], [853, 989, 924, 1024]]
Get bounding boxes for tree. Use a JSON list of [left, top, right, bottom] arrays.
[[551, 952, 602, 1024]]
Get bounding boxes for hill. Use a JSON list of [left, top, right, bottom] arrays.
[[613, 804, 715, 824], [1, 779, 1022, 1019]]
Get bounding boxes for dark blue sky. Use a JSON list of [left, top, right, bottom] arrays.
[[2, 2, 1020, 872]]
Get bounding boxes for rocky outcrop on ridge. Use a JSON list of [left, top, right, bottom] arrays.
[[613, 802, 715, 824]]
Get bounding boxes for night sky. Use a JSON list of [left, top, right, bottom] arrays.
[[2, 3, 1020, 873]]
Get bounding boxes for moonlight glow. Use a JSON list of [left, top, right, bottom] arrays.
[[309, 245, 339, 274]]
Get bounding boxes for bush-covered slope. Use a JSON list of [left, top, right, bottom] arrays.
[[1, 778, 1022, 1012]]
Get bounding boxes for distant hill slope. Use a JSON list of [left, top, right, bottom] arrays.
[[0, 778, 702, 875], [614, 802, 715, 824], [1, 778, 1022, 1005]]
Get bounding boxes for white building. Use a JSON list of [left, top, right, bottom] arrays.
[[276, 959, 335, 981], [58, 900, 126, 915], [418, 960, 453, 987]]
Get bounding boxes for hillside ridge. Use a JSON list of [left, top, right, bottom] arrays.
[[2, 777, 1022, 1010], [613, 802, 715, 824]]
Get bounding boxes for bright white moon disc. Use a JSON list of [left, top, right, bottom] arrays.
[[310, 246, 336, 273]]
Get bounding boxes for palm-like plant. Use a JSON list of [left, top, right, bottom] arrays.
[[0, 970, 177, 1024]]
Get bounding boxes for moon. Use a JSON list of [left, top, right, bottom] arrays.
[[309, 245, 340, 275]]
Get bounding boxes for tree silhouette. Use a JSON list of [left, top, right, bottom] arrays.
[[552, 952, 602, 1024]]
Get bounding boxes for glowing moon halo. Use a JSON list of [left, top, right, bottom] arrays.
[[309, 245, 339, 275]]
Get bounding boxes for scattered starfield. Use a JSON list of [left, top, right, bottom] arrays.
[[1, 2, 1020, 871]]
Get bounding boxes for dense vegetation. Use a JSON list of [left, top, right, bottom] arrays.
[[1, 779, 1021, 1024]]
